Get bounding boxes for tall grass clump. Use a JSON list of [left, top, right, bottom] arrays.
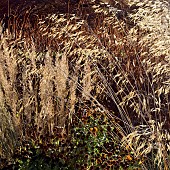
[[120, 0, 170, 169], [0, 0, 170, 169]]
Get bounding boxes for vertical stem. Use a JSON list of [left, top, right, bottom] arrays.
[[7, 0, 10, 33]]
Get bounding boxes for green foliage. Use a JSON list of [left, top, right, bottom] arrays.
[[0, 111, 142, 170]]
